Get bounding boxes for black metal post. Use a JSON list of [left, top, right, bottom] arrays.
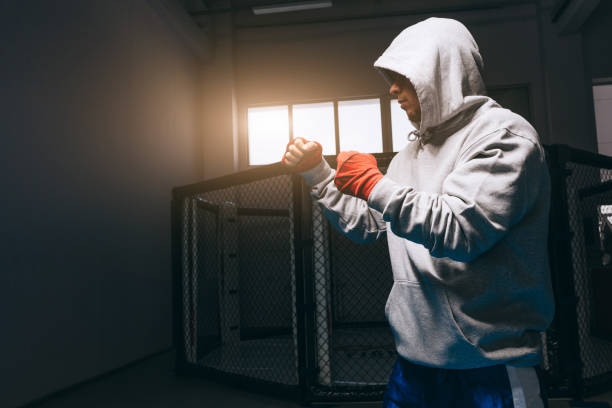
[[301, 176, 318, 403], [546, 144, 584, 400], [292, 173, 310, 402], [171, 195, 188, 374]]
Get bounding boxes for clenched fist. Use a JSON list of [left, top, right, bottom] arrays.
[[282, 137, 323, 172]]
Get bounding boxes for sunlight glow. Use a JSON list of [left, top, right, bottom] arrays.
[[248, 106, 289, 165]]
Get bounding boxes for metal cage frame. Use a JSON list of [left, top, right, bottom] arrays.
[[171, 145, 612, 404]]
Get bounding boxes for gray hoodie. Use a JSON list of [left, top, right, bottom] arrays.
[[301, 17, 555, 369]]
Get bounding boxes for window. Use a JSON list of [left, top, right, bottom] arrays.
[[338, 99, 383, 153], [247, 105, 289, 166], [390, 99, 417, 152], [292, 102, 335, 156], [593, 83, 612, 156], [247, 97, 387, 165]]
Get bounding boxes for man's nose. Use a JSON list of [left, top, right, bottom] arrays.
[[389, 82, 400, 96]]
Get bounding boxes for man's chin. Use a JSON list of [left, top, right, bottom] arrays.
[[407, 114, 421, 130]]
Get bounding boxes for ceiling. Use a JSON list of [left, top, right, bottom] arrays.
[[181, 0, 538, 28]]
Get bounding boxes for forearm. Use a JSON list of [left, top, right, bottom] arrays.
[[368, 178, 482, 260], [302, 160, 387, 243]]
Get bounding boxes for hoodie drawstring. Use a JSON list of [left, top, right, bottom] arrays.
[[408, 129, 426, 149]]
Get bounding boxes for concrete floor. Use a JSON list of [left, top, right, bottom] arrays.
[[21, 350, 612, 408]]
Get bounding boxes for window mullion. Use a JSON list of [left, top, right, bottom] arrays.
[[333, 100, 340, 155], [289, 103, 293, 143], [381, 96, 392, 153]]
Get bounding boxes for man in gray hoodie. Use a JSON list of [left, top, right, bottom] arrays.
[[283, 17, 554, 408]]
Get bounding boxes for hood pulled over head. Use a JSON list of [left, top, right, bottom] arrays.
[[374, 18, 487, 135]]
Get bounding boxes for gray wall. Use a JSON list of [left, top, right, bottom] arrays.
[[537, 0, 597, 151], [0, 1, 204, 407], [199, 12, 240, 179], [581, 0, 612, 152], [583, 0, 612, 80]]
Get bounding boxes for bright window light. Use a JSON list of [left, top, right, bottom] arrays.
[[390, 99, 417, 152], [338, 99, 382, 153], [248, 105, 289, 165], [293, 102, 336, 155]]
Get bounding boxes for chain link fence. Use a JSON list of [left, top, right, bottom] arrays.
[[307, 156, 395, 401], [545, 145, 612, 398], [173, 146, 612, 403], [172, 166, 302, 398]]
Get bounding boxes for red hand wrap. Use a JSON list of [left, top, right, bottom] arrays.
[[281, 137, 323, 172], [334, 151, 383, 201]]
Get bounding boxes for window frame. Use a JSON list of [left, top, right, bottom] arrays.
[[243, 94, 393, 168]]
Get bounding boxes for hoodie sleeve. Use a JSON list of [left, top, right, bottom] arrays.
[[367, 129, 546, 261], [300, 159, 387, 244]]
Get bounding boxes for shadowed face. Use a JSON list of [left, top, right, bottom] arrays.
[[388, 70, 421, 124]]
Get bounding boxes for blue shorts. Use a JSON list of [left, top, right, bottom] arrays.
[[383, 357, 548, 408]]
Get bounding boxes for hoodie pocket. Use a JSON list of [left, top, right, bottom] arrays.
[[441, 288, 478, 347], [385, 280, 483, 368]]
